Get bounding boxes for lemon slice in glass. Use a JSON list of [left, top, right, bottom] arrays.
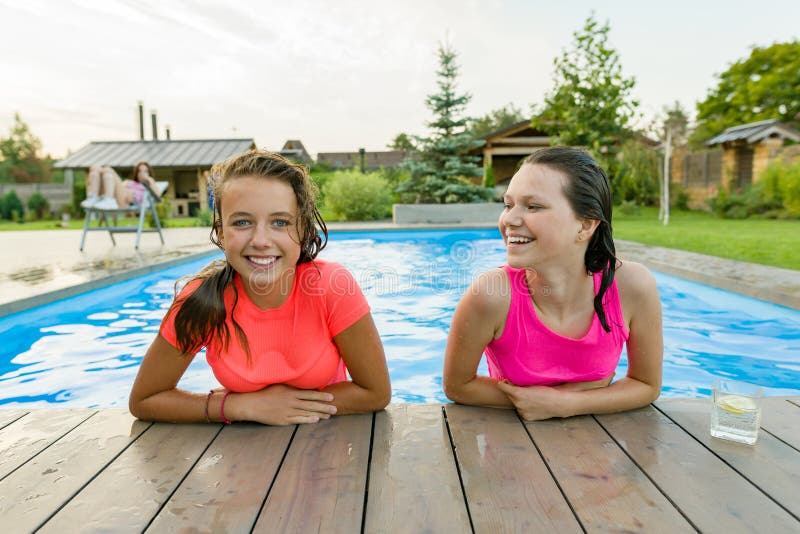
[[717, 394, 758, 414]]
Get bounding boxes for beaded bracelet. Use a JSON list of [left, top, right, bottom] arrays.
[[220, 391, 233, 425], [204, 390, 213, 423]]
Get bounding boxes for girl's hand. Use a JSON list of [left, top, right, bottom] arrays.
[[495, 381, 566, 421], [229, 384, 337, 426]]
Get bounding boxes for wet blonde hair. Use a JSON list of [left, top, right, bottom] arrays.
[[168, 149, 328, 358]]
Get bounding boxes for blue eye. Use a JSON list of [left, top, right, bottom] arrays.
[[273, 219, 290, 228], [232, 219, 250, 227]]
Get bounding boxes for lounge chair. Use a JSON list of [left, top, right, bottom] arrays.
[[79, 181, 169, 251]]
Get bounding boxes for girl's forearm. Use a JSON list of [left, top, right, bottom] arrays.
[[561, 377, 660, 417], [322, 381, 390, 415], [130, 388, 219, 423], [444, 375, 514, 409]]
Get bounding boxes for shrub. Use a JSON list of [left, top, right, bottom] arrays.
[[613, 140, 660, 205], [1, 190, 24, 220], [195, 208, 214, 227], [711, 161, 800, 219], [710, 183, 783, 219], [27, 192, 50, 219], [669, 183, 690, 211], [146, 198, 171, 228], [378, 167, 409, 200], [310, 170, 334, 206], [618, 200, 641, 216], [322, 170, 393, 221], [765, 160, 800, 217]]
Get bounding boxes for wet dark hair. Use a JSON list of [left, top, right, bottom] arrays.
[[168, 149, 328, 359], [523, 147, 618, 332]]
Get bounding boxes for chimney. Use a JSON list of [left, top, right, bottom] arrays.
[[165, 124, 171, 141], [151, 110, 158, 141], [137, 101, 144, 140]]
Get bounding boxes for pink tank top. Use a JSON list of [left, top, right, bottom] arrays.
[[485, 266, 629, 386], [126, 180, 147, 205]]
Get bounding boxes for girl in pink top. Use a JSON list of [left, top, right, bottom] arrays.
[[80, 161, 161, 210], [129, 150, 390, 425], [444, 147, 663, 421]]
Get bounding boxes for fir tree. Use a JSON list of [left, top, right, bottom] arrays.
[[399, 44, 491, 203]]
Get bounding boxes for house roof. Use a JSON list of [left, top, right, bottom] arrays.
[[54, 139, 256, 169], [705, 119, 800, 146], [480, 120, 545, 141]]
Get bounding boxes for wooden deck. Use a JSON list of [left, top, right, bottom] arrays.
[[0, 398, 798, 533]]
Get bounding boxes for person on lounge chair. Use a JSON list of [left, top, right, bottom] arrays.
[[81, 161, 161, 210]]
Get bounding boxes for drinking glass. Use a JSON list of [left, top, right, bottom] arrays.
[[710, 378, 763, 445]]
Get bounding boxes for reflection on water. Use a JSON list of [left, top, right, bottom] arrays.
[[1, 229, 799, 407]]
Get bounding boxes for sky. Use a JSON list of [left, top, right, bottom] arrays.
[[1, 0, 799, 159]]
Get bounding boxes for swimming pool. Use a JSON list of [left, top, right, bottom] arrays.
[[1, 228, 798, 407]]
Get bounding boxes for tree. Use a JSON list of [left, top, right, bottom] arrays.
[[0, 114, 52, 183], [468, 103, 526, 138], [387, 132, 416, 151], [657, 101, 690, 224], [532, 14, 638, 174], [692, 41, 800, 146], [660, 101, 689, 146], [398, 43, 491, 203]]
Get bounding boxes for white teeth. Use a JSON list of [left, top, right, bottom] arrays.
[[249, 256, 276, 266], [507, 236, 532, 244]]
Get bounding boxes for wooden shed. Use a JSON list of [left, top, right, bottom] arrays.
[[54, 139, 255, 217], [704, 119, 800, 190], [469, 120, 552, 189]]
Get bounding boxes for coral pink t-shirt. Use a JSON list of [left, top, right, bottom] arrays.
[[485, 266, 629, 386], [160, 260, 370, 392]]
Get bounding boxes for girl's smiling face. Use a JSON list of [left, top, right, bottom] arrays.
[[218, 175, 302, 306], [500, 163, 586, 269]]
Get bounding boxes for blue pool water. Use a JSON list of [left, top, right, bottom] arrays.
[[1, 228, 799, 407]]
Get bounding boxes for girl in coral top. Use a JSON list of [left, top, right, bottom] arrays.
[[129, 150, 390, 425], [443, 147, 663, 421]]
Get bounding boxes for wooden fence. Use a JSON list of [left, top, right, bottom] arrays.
[[672, 148, 723, 188], [0, 183, 71, 214]]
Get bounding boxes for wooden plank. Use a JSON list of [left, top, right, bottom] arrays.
[[526, 414, 693, 532], [364, 404, 471, 534], [253, 414, 372, 533], [39, 422, 221, 532], [761, 398, 800, 450], [656, 399, 800, 519], [597, 405, 799, 532], [148, 423, 294, 532], [0, 410, 149, 533], [444, 405, 581, 533], [0, 409, 95, 480], [0, 409, 29, 429]]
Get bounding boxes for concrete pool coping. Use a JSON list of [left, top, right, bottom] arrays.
[[0, 223, 798, 315]]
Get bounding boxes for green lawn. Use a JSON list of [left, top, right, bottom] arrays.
[[0, 216, 201, 231], [614, 207, 800, 270]]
